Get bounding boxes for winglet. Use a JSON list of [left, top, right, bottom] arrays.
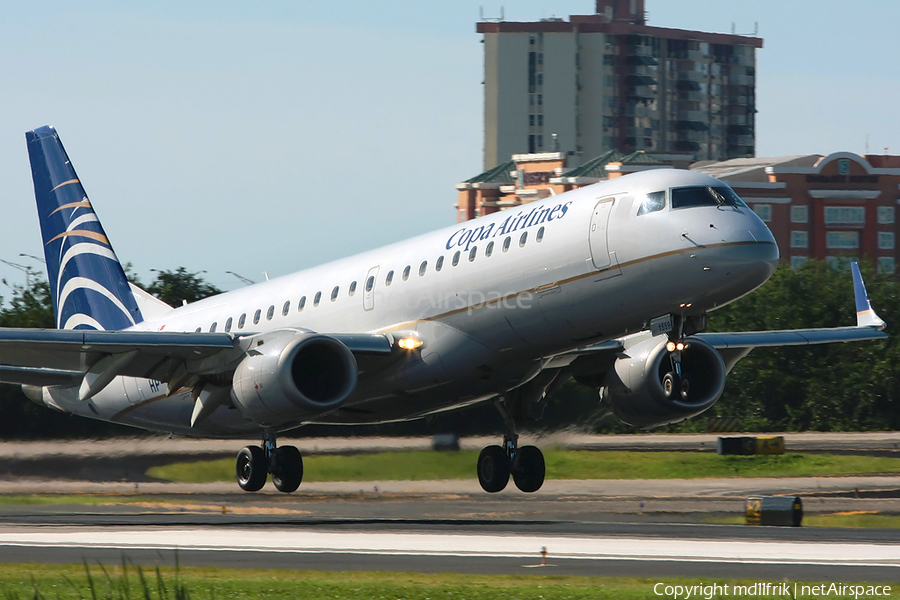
[[851, 262, 886, 330]]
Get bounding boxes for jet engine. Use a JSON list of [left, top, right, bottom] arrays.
[[232, 331, 358, 426], [600, 336, 725, 428]]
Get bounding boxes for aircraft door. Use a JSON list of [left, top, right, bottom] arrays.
[[589, 197, 615, 270], [364, 266, 380, 311]]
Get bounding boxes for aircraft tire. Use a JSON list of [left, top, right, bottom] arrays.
[[236, 445, 267, 492], [272, 446, 303, 493], [477, 445, 510, 493], [512, 445, 545, 493]]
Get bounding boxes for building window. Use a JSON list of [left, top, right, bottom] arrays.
[[790, 231, 808, 248], [824, 206, 865, 226], [537, 94, 542, 105], [826, 231, 859, 249], [537, 115, 543, 126], [537, 135, 543, 148], [790, 205, 808, 223], [878, 206, 895, 224], [530, 94, 535, 106], [529, 115, 535, 127], [879, 232, 895, 250], [790, 256, 808, 270], [752, 204, 772, 222], [879, 257, 895, 274]]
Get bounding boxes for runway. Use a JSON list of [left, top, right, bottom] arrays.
[[0, 432, 897, 582]]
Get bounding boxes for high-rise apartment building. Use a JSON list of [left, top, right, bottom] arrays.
[[478, 0, 763, 170]]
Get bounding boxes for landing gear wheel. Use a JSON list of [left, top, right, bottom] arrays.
[[272, 446, 303, 493], [512, 445, 545, 493], [477, 445, 510, 493], [663, 372, 677, 399], [236, 445, 267, 492]]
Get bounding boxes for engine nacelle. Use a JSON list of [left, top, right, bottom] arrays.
[[600, 336, 725, 428], [232, 331, 358, 426]]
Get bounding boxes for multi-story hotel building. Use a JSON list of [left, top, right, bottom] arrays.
[[694, 153, 900, 274], [478, 0, 763, 170]]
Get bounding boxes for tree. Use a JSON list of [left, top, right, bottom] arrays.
[[146, 268, 222, 306]]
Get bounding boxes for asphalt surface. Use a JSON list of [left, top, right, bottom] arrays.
[[0, 432, 897, 582]]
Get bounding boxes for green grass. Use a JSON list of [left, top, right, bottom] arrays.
[[146, 450, 900, 484], [3, 564, 900, 600], [707, 512, 900, 529]]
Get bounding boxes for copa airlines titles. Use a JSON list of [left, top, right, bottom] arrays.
[[445, 201, 572, 252]]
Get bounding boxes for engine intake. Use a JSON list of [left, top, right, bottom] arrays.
[[601, 336, 725, 428], [232, 331, 358, 426]]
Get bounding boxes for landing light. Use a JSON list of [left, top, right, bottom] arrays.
[[666, 342, 676, 352], [398, 337, 424, 351], [666, 341, 687, 353]]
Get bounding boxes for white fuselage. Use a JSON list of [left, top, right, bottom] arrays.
[[43, 169, 779, 437]]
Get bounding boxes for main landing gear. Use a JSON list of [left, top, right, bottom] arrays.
[[236, 429, 303, 493], [477, 399, 546, 493]]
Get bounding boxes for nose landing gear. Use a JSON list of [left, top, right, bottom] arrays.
[[476, 398, 546, 493], [236, 429, 304, 493]]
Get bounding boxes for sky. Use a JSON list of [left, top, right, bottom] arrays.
[[0, 1, 898, 292]]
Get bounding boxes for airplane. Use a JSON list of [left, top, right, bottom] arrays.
[[0, 125, 886, 494]]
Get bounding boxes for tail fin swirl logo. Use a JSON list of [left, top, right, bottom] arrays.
[[26, 126, 143, 331]]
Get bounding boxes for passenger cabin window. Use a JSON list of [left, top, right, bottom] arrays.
[[209, 322, 217, 332], [671, 186, 748, 210], [636, 191, 666, 216], [402, 265, 411, 281], [349, 281, 357, 296], [452, 251, 461, 266], [266, 305, 275, 320], [225, 317, 233, 332], [365, 275, 375, 292], [486, 241, 494, 256], [468, 246, 477, 261], [419, 261, 427, 276], [503, 236, 511, 252], [314, 292, 322, 307], [238, 313, 246, 329], [195, 327, 201, 333], [253, 309, 261, 325], [385, 270, 394, 286], [436, 256, 444, 271], [331, 286, 339, 301], [298, 296, 306, 311], [536, 227, 544, 242], [282, 301, 290, 316], [519, 232, 527, 247]]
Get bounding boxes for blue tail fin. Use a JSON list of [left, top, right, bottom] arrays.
[[26, 126, 143, 330]]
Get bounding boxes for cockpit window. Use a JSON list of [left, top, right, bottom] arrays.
[[671, 186, 748, 210], [636, 191, 666, 216]]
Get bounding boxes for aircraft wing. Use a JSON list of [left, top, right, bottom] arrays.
[[0, 329, 393, 388]]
